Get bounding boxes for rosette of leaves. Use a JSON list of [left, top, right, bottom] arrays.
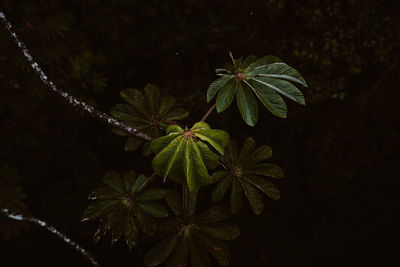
[[144, 190, 239, 267], [207, 53, 307, 126], [150, 121, 229, 192], [111, 83, 189, 154], [82, 171, 168, 249], [0, 164, 29, 239], [211, 137, 284, 214]]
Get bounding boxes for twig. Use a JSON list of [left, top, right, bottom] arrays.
[[200, 103, 216, 122], [0, 11, 152, 142], [0, 208, 100, 267], [137, 172, 158, 193]]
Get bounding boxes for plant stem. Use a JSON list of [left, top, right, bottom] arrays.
[[0, 208, 100, 267], [201, 103, 216, 122], [137, 173, 158, 193], [0, 11, 152, 142], [182, 184, 188, 215]]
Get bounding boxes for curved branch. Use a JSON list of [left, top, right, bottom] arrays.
[[1, 208, 100, 267], [0, 11, 152, 142]]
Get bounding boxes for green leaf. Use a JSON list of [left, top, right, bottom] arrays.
[[254, 62, 308, 87], [159, 95, 176, 115], [136, 208, 157, 235], [189, 238, 211, 267], [166, 237, 189, 267], [239, 137, 257, 161], [165, 189, 183, 216], [103, 171, 124, 193], [137, 201, 168, 218], [191, 121, 211, 130], [197, 204, 231, 223], [208, 170, 229, 185], [236, 82, 258, 126], [245, 145, 273, 165], [216, 78, 236, 112], [134, 174, 150, 192], [110, 104, 144, 122], [212, 175, 232, 202], [196, 141, 219, 170], [243, 175, 280, 200], [165, 108, 189, 121], [251, 76, 305, 105], [144, 233, 181, 267], [230, 178, 245, 213], [207, 75, 233, 102], [247, 55, 281, 70], [124, 136, 144, 151], [136, 188, 166, 201], [245, 79, 287, 119], [226, 140, 239, 165], [200, 223, 240, 241], [150, 132, 182, 153], [144, 84, 161, 115], [122, 170, 136, 192], [187, 189, 198, 216], [197, 234, 231, 266], [120, 88, 149, 117], [152, 136, 185, 180], [195, 129, 230, 155], [239, 178, 264, 214], [240, 55, 258, 70], [246, 163, 284, 178], [166, 125, 184, 134]]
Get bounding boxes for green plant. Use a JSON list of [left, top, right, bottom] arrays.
[[82, 54, 306, 266], [1, 10, 307, 265]]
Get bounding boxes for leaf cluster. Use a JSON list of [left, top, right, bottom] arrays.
[[207, 53, 307, 126], [111, 84, 188, 153], [83, 171, 168, 249]]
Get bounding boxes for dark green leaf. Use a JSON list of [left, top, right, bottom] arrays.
[[136, 208, 157, 235], [246, 163, 284, 178], [207, 75, 233, 102], [136, 188, 166, 201], [243, 175, 280, 200], [144, 232, 181, 267], [212, 175, 232, 202], [197, 234, 231, 266], [159, 95, 176, 115], [144, 84, 161, 115], [103, 171, 124, 193], [137, 201, 168, 218], [120, 88, 149, 117], [200, 223, 240, 241], [167, 237, 189, 267], [216, 78, 236, 112], [230, 178, 244, 213], [239, 178, 264, 214], [239, 137, 257, 161], [246, 79, 287, 118], [236, 81, 258, 126], [245, 145, 273, 165], [189, 238, 211, 267], [165, 108, 189, 121], [165, 189, 183, 216], [197, 204, 231, 223]]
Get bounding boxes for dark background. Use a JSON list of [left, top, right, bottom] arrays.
[[0, 0, 399, 266]]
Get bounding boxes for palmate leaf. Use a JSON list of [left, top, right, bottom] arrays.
[[150, 122, 229, 191], [144, 191, 238, 267], [82, 171, 168, 249], [111, 83, 189, 153], [207, 53, 307, 126], [211, 137, 284, 214]]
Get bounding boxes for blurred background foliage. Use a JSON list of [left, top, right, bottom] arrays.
[[0, 0, 399, 266]]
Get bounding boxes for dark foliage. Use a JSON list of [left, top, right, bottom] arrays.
[[1, 0, 399, 266]]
